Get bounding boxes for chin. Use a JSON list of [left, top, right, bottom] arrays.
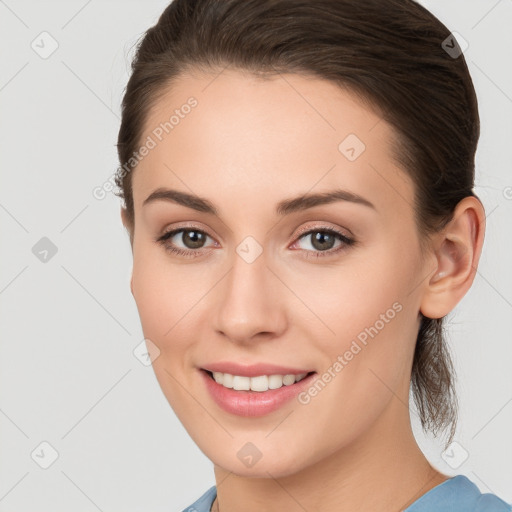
[[221, 462, 304, 479], [208, 445, 309, 479]]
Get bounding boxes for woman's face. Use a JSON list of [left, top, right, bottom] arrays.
[[127, 69, 433, 477]]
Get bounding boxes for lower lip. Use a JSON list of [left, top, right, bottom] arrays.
[[200, 369, 316, 417]]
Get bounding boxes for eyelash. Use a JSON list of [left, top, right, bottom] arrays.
[[155, 225, 356, 259]]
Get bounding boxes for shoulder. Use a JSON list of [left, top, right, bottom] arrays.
[[180, 485, 217, 512], [181, 479, 512, 512], [406, 475, 511, 512], [474, 491, 512, 512]]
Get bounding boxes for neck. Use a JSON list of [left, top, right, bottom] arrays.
[[211, 399, 448, 512]]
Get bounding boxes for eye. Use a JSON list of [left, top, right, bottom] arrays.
[[291, 227, 355, 258], [156, 227, 215, 258], [155, 225, 356, 259]]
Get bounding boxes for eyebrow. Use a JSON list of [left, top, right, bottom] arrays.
[[142, 187, 376, 216]]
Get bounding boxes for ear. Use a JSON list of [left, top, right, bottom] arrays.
[[420, 196, 485, 319], [120, 206, 134, 246], [120, 206, 130, 229], [120, 207, 135, 296]]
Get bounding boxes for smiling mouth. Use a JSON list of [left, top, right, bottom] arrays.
[[203, 369, 316, 393]]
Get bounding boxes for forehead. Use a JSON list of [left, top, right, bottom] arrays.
[[132, 69, 414, 222]]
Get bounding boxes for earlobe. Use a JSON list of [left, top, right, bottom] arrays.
[[420, 196, 485, 319]]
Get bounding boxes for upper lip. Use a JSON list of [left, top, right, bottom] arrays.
[[201, 362, 315, 377]]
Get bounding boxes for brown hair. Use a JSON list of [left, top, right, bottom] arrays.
[[116, 0, 480, 446]]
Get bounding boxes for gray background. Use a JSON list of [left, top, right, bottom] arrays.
[[0, 0, 511, 510]]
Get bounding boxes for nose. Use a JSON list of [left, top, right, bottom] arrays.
[[212, 247, 287, 344]]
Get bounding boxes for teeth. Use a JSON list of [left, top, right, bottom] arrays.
[[268, 374, 283, 389], [221, 372, 232, 388], [233, 375, 250, 391], [250, 375, 268, 392], [211, 371, 309, 392]]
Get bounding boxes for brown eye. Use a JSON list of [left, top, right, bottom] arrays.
[[156, 228, 214, 258], [292, 227, 356, 259], [309, 231, 337, 251], [179, 230, 207, 249]]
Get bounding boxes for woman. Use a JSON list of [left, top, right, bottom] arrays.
[[115, 0, 511, 510]]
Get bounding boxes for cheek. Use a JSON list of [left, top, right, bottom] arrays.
[[130, 241, 221, 367], [287, 276, 416, 456], [131, 243, 186, 347], [286, 244, 419, 398], [282, 243, 413, 341], [130, 247, 203, 413]]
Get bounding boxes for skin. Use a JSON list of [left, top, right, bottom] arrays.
[[121, 68, 485, 512]]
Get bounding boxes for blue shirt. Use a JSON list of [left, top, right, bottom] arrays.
[[181, 475, 511, 511]]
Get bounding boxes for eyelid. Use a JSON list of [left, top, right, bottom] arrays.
[[157, 221, 216, 240], [292, 222, 354, 241]]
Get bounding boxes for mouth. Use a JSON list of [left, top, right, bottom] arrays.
[[200, 368, 317, 417], [202, 369, 316, 392]]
